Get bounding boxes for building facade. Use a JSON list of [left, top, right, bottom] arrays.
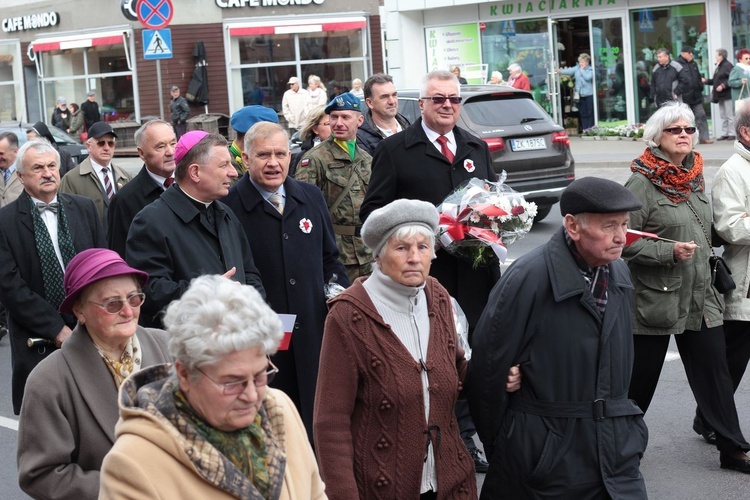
[[0, 0, 382, 126], [384, 0, 748, 136]]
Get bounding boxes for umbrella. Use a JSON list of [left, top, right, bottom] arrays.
[[186, 41, 209, 111]]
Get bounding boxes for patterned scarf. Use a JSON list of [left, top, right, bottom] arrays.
[[630, 147, 704, 203], [173, 389, 271, 498], [29, 196, 77, 309], [565, 230, 609, 316], [93, 334, 142, 387]]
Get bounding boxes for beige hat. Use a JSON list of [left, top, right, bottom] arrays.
[[287, 76, 299, 85]]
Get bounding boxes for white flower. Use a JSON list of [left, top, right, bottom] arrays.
[[469, 212, 481, 223]]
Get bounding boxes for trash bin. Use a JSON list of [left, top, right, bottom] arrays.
[[187, 113, 230, 139]]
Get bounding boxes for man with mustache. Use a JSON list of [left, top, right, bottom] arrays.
[[0, 139, 105, 414]]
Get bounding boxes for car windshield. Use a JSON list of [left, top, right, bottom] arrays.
[[462, 95, 549, 127]]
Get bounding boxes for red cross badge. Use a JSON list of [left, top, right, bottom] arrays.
[[299, 218, 313, 233], [464, 159, 475, 173]]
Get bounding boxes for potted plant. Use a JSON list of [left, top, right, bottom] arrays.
[[564, 117, 579, 136]]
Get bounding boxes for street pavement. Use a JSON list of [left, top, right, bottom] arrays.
[[0, 137, 747, 498]]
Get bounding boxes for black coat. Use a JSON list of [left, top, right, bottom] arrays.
[[125, 185, 266, 328], [361, 118, 499, 328], [355, 109, 411, 155], [707, 58, 734, 102], [80, 100, 100, 130], [676, 55, 705, 105], [107, 166, 164, 258], [467, 228, 648, 499], [0, 191, 106, 414], [650, 60, 682, 106], [222, 174, 348, 437]]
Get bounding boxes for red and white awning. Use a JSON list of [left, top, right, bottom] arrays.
[[30, 30, 128, 53], [228, 16, 366, 37]]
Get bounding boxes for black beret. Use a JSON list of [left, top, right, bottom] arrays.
[[560, 177, 642, 216]]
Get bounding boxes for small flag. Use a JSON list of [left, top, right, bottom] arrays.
[[626, 229, 660, 245]]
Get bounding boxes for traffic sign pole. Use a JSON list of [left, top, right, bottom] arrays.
[[157, 60, 164, 120]]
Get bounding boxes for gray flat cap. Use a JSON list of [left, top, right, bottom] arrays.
[[362, 199, 439, 255], [560, 177, 642, 216]]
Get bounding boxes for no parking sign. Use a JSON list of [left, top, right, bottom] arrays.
[[136, 0, 173, 30]]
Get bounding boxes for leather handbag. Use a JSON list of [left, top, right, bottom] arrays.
[[710, 255, 736, 294], [686, 200, 736, 294]]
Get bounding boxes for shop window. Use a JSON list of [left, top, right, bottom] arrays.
[[299, 30, 363, 60], [630, 5, 707, 124], [0, 41, 24, 121], [239, 35, 295, 65], [732, 1, 750, 58]]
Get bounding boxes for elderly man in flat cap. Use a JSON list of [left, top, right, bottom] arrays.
[[228, 104, 278, 179], [125, 130, 265, 328], [295, 92, 373, 281], [467, 177, 649, 499]]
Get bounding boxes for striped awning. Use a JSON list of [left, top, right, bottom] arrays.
[[30, 30, 128, 53], [228, 16, 366, 37]]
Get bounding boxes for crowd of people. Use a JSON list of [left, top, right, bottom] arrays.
[[1, 64, 750, 500]]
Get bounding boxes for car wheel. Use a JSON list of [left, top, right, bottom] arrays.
[[534, 205, 552, 222]]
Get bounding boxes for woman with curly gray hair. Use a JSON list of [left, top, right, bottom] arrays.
[[623, 101, 750, 474], [100, 275, 326, 499]]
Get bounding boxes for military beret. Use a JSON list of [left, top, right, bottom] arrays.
[[325, 92, 362, 114], [361, 199, 439, 256], [230, 105, 279, 134], [559, 177, 642, 216]]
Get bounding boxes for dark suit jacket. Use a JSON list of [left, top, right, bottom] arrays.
[[0, 191, 106, 414], [17, 325, 170, 499], [222, 175, 348, 437], [125, 185, 266, 328], [361, 118, 499, 328], [108, 166, 164, 258]]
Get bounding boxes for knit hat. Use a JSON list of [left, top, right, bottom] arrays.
[[60, 248, 148, 314], [559, 177, 642, 216], [361, 199, 439, 255], [174, 130, 209, 165]]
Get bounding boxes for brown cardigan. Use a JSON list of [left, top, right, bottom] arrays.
[[313, 276, 477, 499]]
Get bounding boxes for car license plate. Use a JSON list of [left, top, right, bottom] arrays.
[[510, 137, 546, 151]]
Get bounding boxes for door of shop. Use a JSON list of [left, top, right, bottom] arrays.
[[549, 12, 632, 131]]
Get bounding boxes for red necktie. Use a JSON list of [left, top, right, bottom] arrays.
[[436, 135, 454, 163], [164, 177, 174, 188]]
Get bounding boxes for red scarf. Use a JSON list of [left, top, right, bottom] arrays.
[[630, 148, 704, 203]]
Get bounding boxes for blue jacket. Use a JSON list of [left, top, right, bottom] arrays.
[[561, 63, 594, 97]]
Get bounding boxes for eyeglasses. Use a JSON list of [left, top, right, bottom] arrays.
[[96, 140, 116, 148], [663, 126, 697, 135], [420, 96, 463, 105], [88, 292, 145, 314], [196, 358, 279, 396]]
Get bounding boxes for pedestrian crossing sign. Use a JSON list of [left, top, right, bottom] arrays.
[[142, 28, 172, 60]]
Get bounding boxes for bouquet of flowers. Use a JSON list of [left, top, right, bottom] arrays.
[[436, 176, 537, 268]]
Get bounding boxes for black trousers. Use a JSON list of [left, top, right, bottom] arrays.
[[696, 319, 750, 425], [629, 321, 749, 454]]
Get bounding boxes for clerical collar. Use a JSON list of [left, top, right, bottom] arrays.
[[177, 186, 211, 209]]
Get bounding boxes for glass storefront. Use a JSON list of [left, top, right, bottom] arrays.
[[630, 4, 707, 124], [0, 41, 25, 121], [31, 31, 136, 124], [226, 18, 369, 119], [732, 0, 750, 57]]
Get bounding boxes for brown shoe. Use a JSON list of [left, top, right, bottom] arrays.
[[700, 139, 714, 144]]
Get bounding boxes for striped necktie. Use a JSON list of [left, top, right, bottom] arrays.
[[268, 192, 284, 214], [101, 167, 113, 200]]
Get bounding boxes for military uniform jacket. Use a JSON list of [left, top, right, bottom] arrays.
[[295, 138, 373, 267], [0, 191, 106, 414], [361, 118, 499, 327], [125, 186, 266, 328], [467, 227, 648, 499]]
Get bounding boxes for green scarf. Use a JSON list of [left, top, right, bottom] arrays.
[[334, 138, 357, 161], [173, 388, 271, 497]]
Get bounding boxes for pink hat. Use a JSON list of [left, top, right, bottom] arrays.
[[174, 130, 209, 165], [60, 248, 149, 314]]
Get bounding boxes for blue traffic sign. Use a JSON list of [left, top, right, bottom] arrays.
[[142, 29, 172, 60], [136, 0, 173, 30]]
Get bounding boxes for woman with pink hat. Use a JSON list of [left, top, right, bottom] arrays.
[[17, 248, 171, 500]]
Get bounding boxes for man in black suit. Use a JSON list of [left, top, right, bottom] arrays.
[[126, 131, 265, 328], [361, 69, 499, 472], [0, 139, 105, 414], [223, 121, 348, 438], [108, 120, 176, 257]]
